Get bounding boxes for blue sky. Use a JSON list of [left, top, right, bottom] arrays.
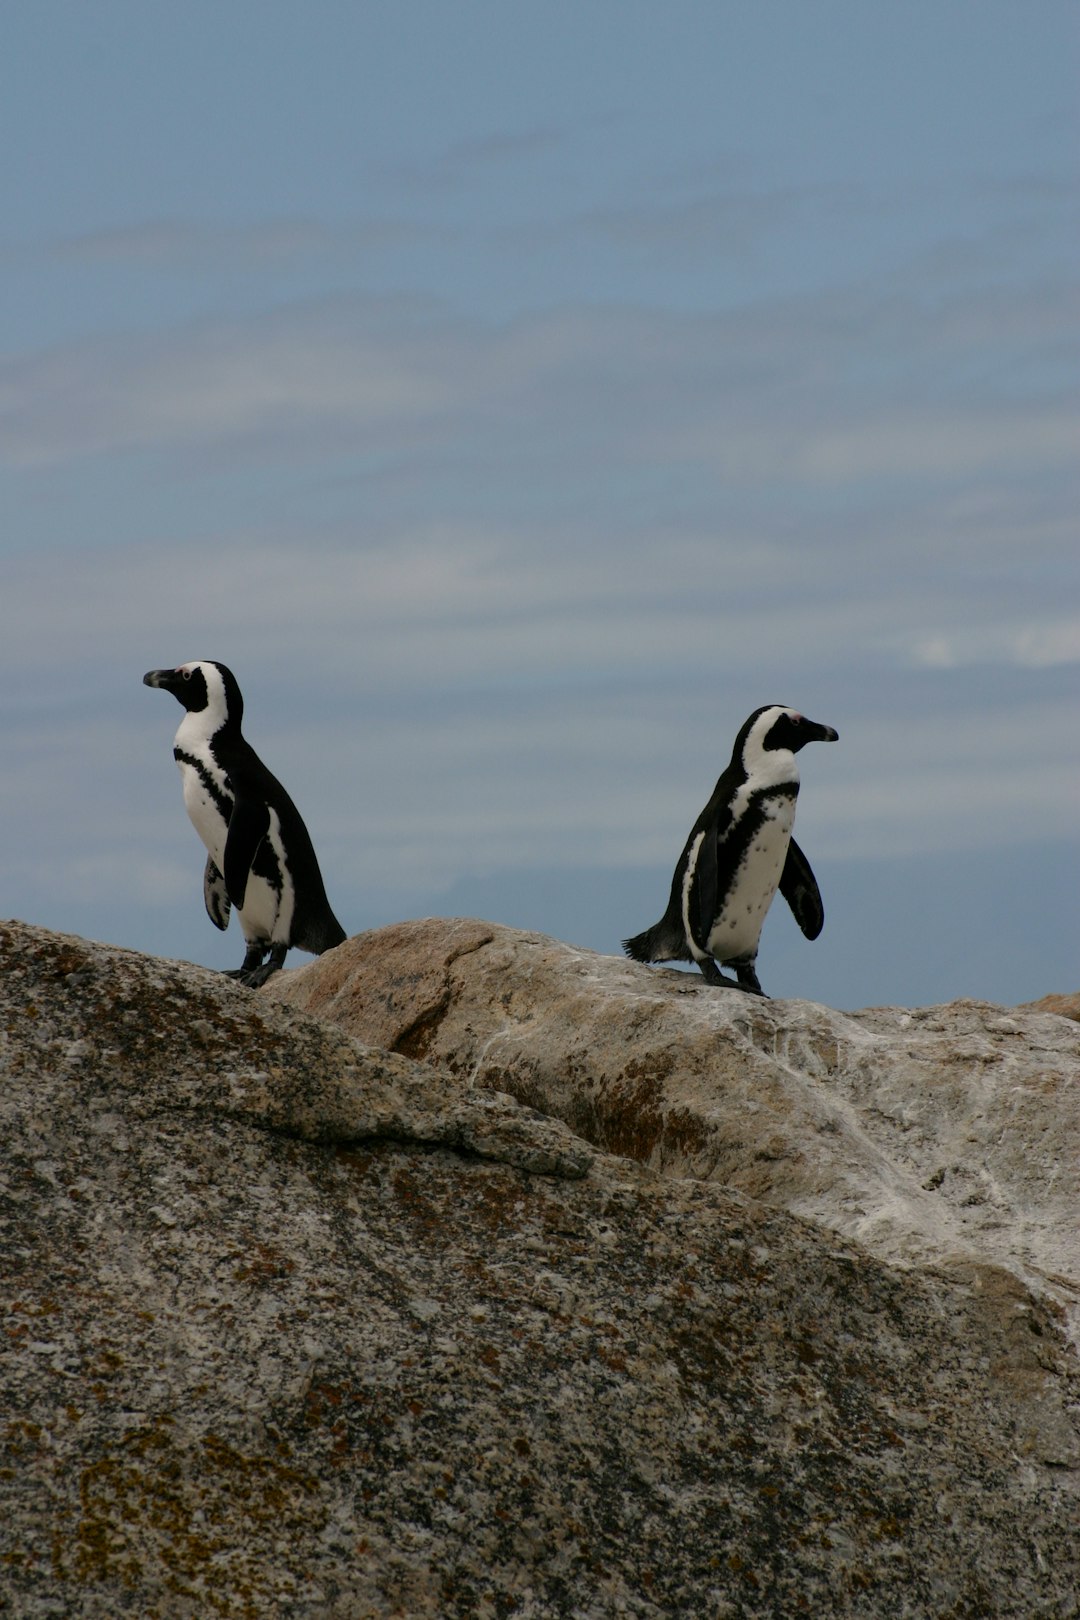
[[2, 2, 1077, 1008]]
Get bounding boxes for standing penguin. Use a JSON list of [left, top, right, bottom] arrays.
[[144, 660, 346, 987], [623, 705, 838, 996]]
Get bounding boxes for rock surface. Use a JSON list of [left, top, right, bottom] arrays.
[[1024, 990, 1080, 1024], [268, 919, 1080, 1337], [1, 917, 1078, 1619]]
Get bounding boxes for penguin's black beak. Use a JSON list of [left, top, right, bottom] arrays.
[[794, 716, 839, 747], [144, 668, 177, 690]]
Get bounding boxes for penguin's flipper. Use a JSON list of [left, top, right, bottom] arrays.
[[203, 856, 231, 931], [779, 837, 825, 940], [223, 798, 270, 911]]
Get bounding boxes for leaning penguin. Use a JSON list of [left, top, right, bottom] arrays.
[[144, 660, 346, 987], [623, 705, 838, 997]]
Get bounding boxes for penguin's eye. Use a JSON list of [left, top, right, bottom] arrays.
[[181, 669, 192, 681]]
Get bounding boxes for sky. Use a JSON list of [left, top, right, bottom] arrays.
[[2, 2, 1077, 1010]]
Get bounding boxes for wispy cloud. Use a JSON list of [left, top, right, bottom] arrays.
[[379, 124, 568, 193], [911, 617, 1080, 671], [0, 300, 459, 466], [574, 179, 861, 258], [2, 230, 1076, 940], [3, 523, 1074, 914], [42, 216, 426, 267], [741, 405, 1080, 485], [3, 275, 1075, 492]]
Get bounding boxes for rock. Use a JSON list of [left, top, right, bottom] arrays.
[[1022, 990, 1080, 1023], [2, 918, 1078, 1619], [267, 919, 1080, 1336]]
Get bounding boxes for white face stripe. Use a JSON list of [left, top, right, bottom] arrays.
[[173, 660, 232, 740], [738, 706, 802, 799]]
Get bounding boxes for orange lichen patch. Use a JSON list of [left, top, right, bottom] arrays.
[[60, 1420, 322, 1619]]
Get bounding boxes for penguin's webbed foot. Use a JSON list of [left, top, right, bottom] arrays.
[[699, 958, 768, 996], [223, 942, 287, 988], [235, 943, 288, 989], [238, 964, 278, 989], [698, 959, 742, 991], [735, 962, 767, 998], [225, 944, 267, 982]]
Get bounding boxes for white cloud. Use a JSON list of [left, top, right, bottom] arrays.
[[45, 216, 421, 268], [668, 404, 1080, 486], [911, 617, 1080, 671], [0, 527, 969, 704], [788, 408, 1080, 485], [803, 697, 1080, 859], [0, 307, 459, 467], [3, 277, 1075, 496], [384, 124, 567, 191]]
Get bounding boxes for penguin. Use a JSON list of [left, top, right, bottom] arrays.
[[143, 660, 346, 987], [623, 705, 838, 997]]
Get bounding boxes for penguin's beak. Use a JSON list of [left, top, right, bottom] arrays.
[[798, 717, 839, 744], [143, 667, 186, 699]]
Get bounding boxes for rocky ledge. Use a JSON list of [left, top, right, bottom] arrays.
[[2, 917, 1079, 1619], [267, 919, 1080, 1339]]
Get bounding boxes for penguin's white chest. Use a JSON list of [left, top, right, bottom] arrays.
[[707, 794, 796, 962], [176, 749, 230, 864]]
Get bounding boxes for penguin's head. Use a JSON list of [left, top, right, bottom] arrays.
[[143, 661, 243, 729], [737, 705, 838, 775]]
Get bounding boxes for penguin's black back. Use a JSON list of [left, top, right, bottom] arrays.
[[213, 731, 346, 955]]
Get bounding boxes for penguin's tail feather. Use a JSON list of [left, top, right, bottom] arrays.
[[296, 911, 347, 956], [623, 916, 692, 965], [316, 915, 348, 953]]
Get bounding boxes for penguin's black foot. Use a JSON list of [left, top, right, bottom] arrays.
[[698, 958, 768, 996], [238, 963, 280, 989], [223, 942, 286, 988], [236, 943, 288, 989], [735, 967, 767, 998], [698, 959, 743, 991], [225, 944, 268, 983]]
